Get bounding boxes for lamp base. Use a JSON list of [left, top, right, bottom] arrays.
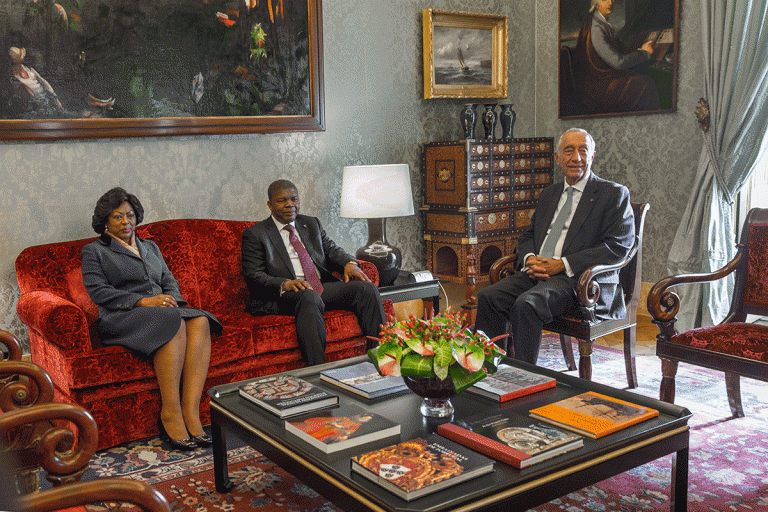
[[356, 218, 402, 287]]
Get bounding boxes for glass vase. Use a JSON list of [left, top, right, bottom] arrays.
[[402, 375, 457, 418]]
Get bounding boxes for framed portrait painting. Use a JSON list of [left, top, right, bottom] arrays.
[[422, 9, 507, 99], [0, 0, 324, 140], [558, 0, 679, 118]]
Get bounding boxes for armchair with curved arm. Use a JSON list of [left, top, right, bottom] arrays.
[[648, 207, 768, 417], [1, 330, 23, 362], [489, 202, 649, 388]]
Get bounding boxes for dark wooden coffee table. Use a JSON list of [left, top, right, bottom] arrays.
[[209, 356, 690, 512]]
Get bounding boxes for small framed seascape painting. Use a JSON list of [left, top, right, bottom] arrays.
[[0, 0, 324, 140], [558, 0, 679, 118], [422, 9, 507, 99]]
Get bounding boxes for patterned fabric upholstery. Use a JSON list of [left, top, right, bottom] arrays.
[[669, 322, 768, 362], [15, 219, 389, 450]]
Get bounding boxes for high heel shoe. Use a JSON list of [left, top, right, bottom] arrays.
[[190, 434, 212, 447], [157, 418, 198, 451]]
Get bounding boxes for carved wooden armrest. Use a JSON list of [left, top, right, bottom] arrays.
[[0, 331, 22, 362], [20, 478, 171, 512], [489, 254, 518, 284], [0, 402, 98, 487], [647, 245, 744, 325], [572, 239, 640, 321], [0, 361, 55, 411]]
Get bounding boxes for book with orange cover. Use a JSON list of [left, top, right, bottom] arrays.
[[528, 391, 659, 439]]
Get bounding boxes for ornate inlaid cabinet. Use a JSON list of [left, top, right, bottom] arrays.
[[421, 137, 554, 285]]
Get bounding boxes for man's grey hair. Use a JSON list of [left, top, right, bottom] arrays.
[[557, 128, 596, 153]]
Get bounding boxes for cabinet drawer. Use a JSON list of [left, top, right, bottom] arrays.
[[513, 206, 536, 232], [475, 210, 510, 232], [513, 172, 532, 186], [534, 172, 553, 186], [534, 156, 552, 169], [470, 159, 492, 172]]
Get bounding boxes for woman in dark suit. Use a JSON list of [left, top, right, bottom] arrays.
[[81, 187, 222, 451]]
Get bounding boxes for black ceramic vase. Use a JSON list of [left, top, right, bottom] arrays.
[[460, 103, 478, 139], [499, 103, 517, 139], [482, 104, 497, 140]]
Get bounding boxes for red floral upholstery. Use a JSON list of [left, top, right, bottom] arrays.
[[669, 323, 768, 362], [15, 219, 391, 449]]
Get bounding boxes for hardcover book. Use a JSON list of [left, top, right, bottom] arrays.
[[467, 365, 556, 402], [285, 406, 400, 454], [239, 375, 338, 418], [438, 409, 582, 469], [351, 434, 494, 501], [529, 391, 659, 439], [319, 361, 408, 399]]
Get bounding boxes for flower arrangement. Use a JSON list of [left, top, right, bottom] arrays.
[[367, 309, 507, 394]]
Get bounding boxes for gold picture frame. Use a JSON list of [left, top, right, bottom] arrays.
[[422, 9, 507, 99]]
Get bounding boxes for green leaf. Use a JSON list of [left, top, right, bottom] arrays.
[[449, 365, 487, 394], [401, 354, 434, 378], [433, 340, 453, 368]]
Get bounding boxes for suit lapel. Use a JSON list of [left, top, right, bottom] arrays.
[[295, 219, 323, 268], [562, 175, 599, 252], [265, 219, 294, 275]]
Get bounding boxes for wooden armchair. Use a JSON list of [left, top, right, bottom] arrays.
[[648, 207, 768, 417], [20, 478, 170, 512], [1, 330, 23, 361], [489, 202, 649, 388], [1, 358, 98, 494]]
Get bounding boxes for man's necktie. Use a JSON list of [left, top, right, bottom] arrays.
[[284, 225, 324, 294], [540, 186, 574, 258]]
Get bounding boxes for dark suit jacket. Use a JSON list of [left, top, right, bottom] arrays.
[[516, 173, 635, 319], [241, 215, 356, 315]]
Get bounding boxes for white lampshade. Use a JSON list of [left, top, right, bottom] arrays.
[[339, 164, 415, 218]]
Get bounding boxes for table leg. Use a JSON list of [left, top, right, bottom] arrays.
[[670, 447, 689, 512], [212, 420, 235, 493]]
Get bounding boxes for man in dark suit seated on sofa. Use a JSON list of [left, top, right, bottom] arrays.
[[242, 179, 386, 365], [475, 128, 635, 365]]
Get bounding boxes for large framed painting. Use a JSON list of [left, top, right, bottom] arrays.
[[0, 0, 324, 140], [558, 0, 679, 118], [422, 9, 507, 99]]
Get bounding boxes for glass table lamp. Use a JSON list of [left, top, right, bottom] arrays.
[[339, 164, 415, 286]]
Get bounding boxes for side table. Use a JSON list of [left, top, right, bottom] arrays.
[[378, 271, 440, 315]]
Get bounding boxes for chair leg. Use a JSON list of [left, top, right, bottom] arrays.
[[725, 372, 744, 418], [660, 357, 678, 403], [559, 334, 577, 371], [577, 338, 593, 381], [623, 325, 638, 389]]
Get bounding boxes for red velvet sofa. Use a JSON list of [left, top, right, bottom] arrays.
[[15, 219, 387, 450]]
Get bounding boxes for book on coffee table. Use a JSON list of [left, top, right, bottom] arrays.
[[239, 375, 338, 418], [319, 361, 408, 399], [438, 409, 582, 469], [529, 391, 659, 439], [351, 434, 494, 501], [468, 365, 556, 402], [285, 406, 400, 454]]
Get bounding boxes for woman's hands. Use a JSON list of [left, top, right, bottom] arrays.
[[136, 295, 179, 308]]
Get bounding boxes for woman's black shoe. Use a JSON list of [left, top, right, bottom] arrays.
[[190, 434, 212, 447], [158, 418, 198, 451]]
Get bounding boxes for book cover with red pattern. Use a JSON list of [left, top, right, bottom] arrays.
[[285, 406, 400, 453], [351, 434, 494, 501]]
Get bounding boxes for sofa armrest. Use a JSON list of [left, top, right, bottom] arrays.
[[358, 260, 379, 286], [20, 478, 171, 512], [16, 291, 92, 353]]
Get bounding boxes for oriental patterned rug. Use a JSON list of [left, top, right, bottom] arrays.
[[81, 334, 768, 512]]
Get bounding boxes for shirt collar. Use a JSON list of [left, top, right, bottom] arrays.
[[272, 216, 295, 231], [568, 170, 591, 193]]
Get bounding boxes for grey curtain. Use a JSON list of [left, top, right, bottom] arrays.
[[666, 0, 768, 331]]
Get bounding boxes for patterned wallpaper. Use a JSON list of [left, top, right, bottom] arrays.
[[0, 0, 703, 349]]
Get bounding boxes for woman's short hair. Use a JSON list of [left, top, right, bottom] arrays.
[[91, 187, 144, 234]]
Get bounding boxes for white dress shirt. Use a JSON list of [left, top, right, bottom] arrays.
[[524, 171, 591, 277]]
